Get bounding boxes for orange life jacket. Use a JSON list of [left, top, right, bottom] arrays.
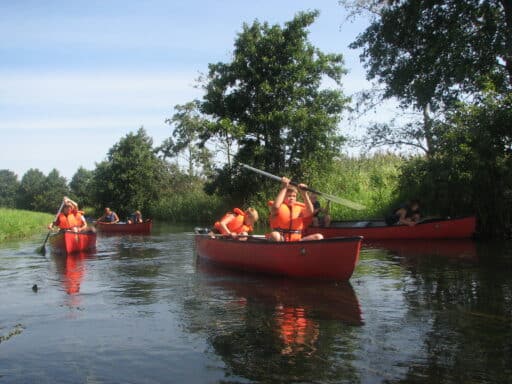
[[214, 208, 253, 235], [268, 200, 309, 241], [55, 211, 84, 230]]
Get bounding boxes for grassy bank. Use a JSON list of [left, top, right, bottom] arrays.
[[0, 208, 53, 242]]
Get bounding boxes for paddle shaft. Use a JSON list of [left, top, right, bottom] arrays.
[[240, 163, 366, 210], [39, 200, 66, 254], [241, 163, 321, 195]]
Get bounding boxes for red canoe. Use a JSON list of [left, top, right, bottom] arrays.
[[49, 231, 97, 254], [194, 235, 363, 281], [95, 220, 152, 234], [305, 216, 476, 240]]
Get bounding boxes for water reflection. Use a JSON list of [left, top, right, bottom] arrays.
[[358, 240, 512, 383], [52, 252, 90, 295], [190, 261, 363, 382], [366, 239, 478, 260]]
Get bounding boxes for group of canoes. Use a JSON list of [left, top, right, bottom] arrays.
[[196, 177, 476, 281], [47, 197, 152, 255], [46, 175, 477, 283]]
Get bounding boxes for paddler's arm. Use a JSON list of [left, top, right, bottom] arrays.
[[272, 177, 290, 213], [299, 184, 314, 217]]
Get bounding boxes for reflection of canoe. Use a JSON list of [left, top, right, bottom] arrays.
[[52, 252, 89, 295], [305, 216, 476, 240], [365, 239, 478, 260], [95, 220, 152, 234], [198, 262, 364, 325], [49, 231, 96, 254], [194, 235, 362, 281]]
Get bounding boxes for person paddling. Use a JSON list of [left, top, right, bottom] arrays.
[[268, 177, 323, 242], [48, 197, 88, 233], [97, 207, 120, 224]]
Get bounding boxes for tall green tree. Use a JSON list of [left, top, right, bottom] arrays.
[[70, 166, 94, 207], [0, 170, 19, 208], [200, 10, 349, 199], [349, 0, 512, 110], [17, 168, 46, 211], [92, 127, 172, 217], [158, 101, 213, 178], [36, 169, 70, 213]]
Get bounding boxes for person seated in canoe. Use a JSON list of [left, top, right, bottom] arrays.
[[97, 207, 120, 224], [385, 199, 421, 226], [310, 193, 331, 228], [268, 177, 323, 242], [48, 198, 88, 233], [127, 210, 143, 224], [210, 207, 259, 239]]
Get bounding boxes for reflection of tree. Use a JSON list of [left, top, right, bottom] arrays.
[[387, 241, 512, 383], [112, 243, 162, 305], [185, 263, 364, 382]]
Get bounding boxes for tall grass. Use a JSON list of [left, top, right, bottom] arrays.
[[148, 189, 226, 225], [0, 208, 53, 242], [309, 154, 404, 220]]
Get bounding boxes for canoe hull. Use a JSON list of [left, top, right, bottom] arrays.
[[195, 235, 362, 281], [96, 220, 152, 234], [49, 231, 97, 254], [305, 216, 476, 240]]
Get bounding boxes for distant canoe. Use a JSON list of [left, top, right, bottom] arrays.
[[194, 234, 363, 281], [305, 216, 476, 240], [95, 220, 152, 234], [49, 231, 97, 254]]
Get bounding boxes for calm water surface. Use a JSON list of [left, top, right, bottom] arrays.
[[1, 224, 511, 383]]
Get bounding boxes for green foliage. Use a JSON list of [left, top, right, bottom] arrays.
[[17, 168, 45, 210], [0, 208, 52, 242], [158, 101, 213, 178], [0, 170, 19, 208], [70, 167, 94, 207], [35, 169, 70, 213], [397, 93, 512, 236], [350, 0, 512, 110], [200, 10, 349, 199], [91, 127, 173, 218], [308, 154, 403, 220]]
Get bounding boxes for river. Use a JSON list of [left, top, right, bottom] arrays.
[[1, 223, 511, 383]]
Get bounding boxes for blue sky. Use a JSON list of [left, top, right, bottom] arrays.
[[1, 0, 382, 179]]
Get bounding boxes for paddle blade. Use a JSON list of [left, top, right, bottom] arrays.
[[316, 191, 366, 210]]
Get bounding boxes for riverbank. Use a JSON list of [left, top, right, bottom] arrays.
[[0, 208, 53, 242]]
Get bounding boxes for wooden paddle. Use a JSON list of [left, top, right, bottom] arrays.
[[37, 199, 66, 256], [240, 163, 366, 210]]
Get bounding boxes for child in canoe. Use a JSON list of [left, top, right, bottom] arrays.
[[268, 177, 323, 242], [211, 207, 259, 238]]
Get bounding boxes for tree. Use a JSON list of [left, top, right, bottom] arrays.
[[0, 170, 19, 208], [70, 167, 94, 207], [17, 168, 46, 211], [200, 10, 349, 199], [349, 0, 512, 110], [35, 169, 70, 213], [91, 127, 172, 217], [158, 101, 213, 178]]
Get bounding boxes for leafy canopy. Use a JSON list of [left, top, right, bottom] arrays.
[[350, 0, 512, 110], [199, 10, 349, 200]]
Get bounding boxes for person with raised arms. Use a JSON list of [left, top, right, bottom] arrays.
[[268, 177, 323, 242]]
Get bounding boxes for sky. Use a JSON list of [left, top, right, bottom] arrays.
[[0, 0, 387, 180]]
